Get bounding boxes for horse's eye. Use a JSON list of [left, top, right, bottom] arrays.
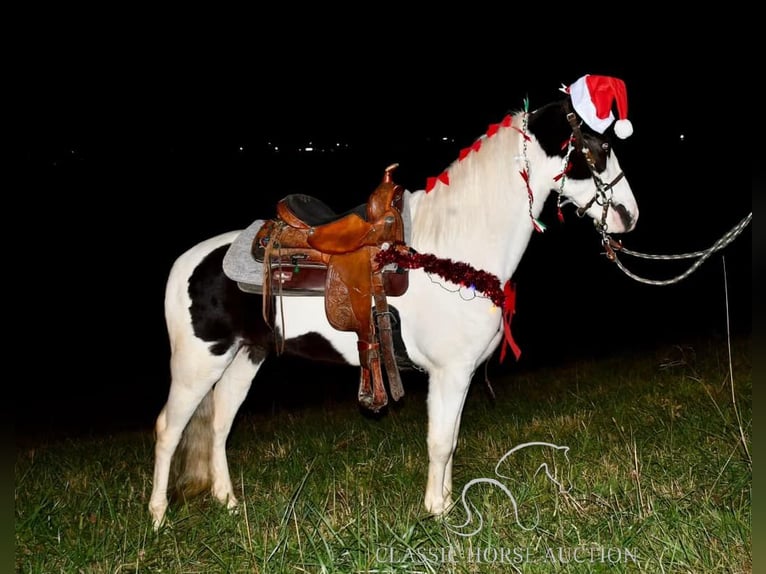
[[601, 142, 610, 151]]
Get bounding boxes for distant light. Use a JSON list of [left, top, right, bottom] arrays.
[[304, 147, 314, 152], [679, 134, 685, 141], [239, 146, 244, 152]]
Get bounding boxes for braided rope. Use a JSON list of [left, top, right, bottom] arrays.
[[608, 212, 752, 286]]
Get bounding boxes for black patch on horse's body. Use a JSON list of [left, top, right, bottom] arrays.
[[188, 245, 271, 356], [279, 332, 347, 363], [187, 244, 417, 368], [387, 305, 416, 371]]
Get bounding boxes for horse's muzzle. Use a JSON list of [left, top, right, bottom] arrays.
[[614, 203, 637, 233]]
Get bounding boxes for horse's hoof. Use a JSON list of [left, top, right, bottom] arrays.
[[225, 495, 240, 514], [151, 515, 166, 532], [149, 503, 167, 532]]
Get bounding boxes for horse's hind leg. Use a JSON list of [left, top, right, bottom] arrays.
[[149, 341, 239, 529], [210, 345, 263, 510]]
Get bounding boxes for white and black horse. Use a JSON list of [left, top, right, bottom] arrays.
[[149, 83, 639, 529]]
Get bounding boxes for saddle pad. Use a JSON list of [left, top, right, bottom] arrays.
[[221, 218, 268, 293], [222, 190, 413, 295]]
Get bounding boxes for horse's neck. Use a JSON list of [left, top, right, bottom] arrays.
[[409, 113, 556, 282]]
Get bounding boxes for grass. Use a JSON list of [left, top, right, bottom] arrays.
[[15, 335, 751, 573]]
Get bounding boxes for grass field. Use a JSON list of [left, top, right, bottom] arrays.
[[15, 335, 751, 573]]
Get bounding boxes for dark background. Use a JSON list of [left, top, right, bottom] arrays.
[[18, 29, 751, 439]]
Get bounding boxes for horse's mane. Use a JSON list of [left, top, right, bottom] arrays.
[[411, 111, 526, 253]]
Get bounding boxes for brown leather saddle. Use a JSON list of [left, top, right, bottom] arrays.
[[252, 163, 408, 412]]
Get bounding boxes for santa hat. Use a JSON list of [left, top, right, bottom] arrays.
[[565, 74, 633, 139]]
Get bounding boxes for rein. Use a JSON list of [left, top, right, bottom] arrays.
[[600, 212, 752, 286]]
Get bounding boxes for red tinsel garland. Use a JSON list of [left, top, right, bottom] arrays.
[[375, 243, 505, 308], [375, 243, 522, 361]]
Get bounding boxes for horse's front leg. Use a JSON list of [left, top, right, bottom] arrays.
[[424, 367, 473, 515]]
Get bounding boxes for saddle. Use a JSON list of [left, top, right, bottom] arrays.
[[252, 163, 408, 412]]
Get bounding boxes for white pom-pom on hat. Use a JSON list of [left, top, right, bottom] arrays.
[[565, 74, 634, 139], [613, 119, 633, 139]]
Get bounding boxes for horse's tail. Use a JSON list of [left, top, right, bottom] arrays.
[[168, 389, 215, 502]]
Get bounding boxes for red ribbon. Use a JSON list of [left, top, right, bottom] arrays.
[[459, 138, 485, 161], [425, 171, 450, 193], [500, 280, 522, 363], [512, 126, 532, 141], [553, 162, 572, 182]]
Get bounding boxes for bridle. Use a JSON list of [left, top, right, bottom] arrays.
[[564, 102, 625, 236], [559, 102, 751, 284]]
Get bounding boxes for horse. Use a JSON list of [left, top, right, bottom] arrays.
[[148, 77, 640, 530]]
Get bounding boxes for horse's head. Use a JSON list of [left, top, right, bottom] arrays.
[[560, 119, 639, 234], [528, 75, 640, 234]]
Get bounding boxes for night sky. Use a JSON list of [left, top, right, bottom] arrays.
[[19, 32, 751, 438]]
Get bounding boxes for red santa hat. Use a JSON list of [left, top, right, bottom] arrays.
[[565, 74, 633, 139]]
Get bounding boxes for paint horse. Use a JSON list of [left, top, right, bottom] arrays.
[[149, 77, 639, 529]]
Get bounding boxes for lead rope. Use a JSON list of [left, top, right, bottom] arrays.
[[601, 212, 752, 286]]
